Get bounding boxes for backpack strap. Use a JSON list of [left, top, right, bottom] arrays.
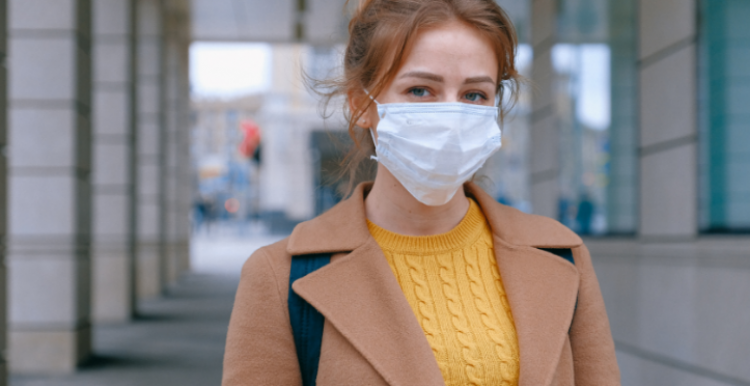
[[538, 248, 574, 266], [537, 248, 578, 330], [288, 253, 331, 386]]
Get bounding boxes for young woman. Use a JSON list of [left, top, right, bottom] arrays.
[[223, 0, 620, 385]]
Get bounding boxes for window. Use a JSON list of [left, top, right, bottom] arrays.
[[554, 0, 638, 235], [699, 0, 750, 232]]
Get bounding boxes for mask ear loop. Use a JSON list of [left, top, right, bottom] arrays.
[[363, 89, 380, 162], [369, 129, 379, 162], [364, 89, 386, 119], [363, 88, 376, 101]]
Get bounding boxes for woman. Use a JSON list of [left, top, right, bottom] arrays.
[[223, 0, 620, 385]]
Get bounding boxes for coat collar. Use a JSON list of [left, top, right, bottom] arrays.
[[289, 182, 582, 386], [287, 182, 582, 255]]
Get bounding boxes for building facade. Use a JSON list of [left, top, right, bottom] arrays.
[[3, 0, 192, 378], [527, 0, 750, 385]]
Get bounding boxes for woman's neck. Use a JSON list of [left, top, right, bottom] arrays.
[[364, 165, 470, 236]]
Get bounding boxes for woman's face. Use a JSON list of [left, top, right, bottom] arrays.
[[361, 20, 500, 131]]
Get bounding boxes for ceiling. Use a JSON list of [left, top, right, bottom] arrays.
[[190, 0, 529, 44], [190, 0, 350, 44]]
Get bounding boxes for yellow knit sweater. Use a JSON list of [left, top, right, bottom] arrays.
[[367, 199, 520, 386]]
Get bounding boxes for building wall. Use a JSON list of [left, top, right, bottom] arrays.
[[525, 0, 750, 384], [7, 0, 94, 373], [585, 0, 750, 384], [2, 0, 190, 376], [0, 0, 7, 382], [163, 0, 191, 284], [90, 0, 138, 324], [136, 0, 165, 299]]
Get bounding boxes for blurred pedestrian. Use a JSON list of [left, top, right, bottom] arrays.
[[223, 0, 619, 385], [577, 192, 595, 235]]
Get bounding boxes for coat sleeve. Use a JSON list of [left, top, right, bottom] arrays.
[[222, 247, 302, 386], [570, 243, 621, 385]]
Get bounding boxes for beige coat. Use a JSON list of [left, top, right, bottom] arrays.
[[223, 182, 621, 386]]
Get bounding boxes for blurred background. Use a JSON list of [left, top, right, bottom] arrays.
[[0, 0, 748, 385]]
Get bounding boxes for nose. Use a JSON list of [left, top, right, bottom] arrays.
[[440, 91, 460, 103]]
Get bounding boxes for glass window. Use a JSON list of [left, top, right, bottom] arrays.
[[699, 0, 750, 232], [475, 1, 533, 213], [554, 0, 638, 235]]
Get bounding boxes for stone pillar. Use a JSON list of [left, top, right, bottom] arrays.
[[174, 23, 191, 279], [638, 0, 697, 239], [8, 0, 93, 373], [163, 1, 191, 286], [529, 0, 559, 218], [90, 0, 137, 323], [0, 0, 8, 383], [136, 0, 164, 299]]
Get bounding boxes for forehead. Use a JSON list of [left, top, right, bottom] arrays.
[[397, 21, 499, 82]]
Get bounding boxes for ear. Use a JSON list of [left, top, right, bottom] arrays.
[[348, 89, 371, 128]]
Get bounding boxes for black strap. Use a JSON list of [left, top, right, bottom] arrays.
[[289, 253, 331, 386], [538, 248, 578, 329], [538, 248, 574, 266]]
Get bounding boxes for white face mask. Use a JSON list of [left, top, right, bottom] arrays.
[[369, 95, 502, 206]]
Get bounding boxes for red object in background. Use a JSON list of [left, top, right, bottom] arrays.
[[224, 197, 240, 214], [239, 119, 261, 159]]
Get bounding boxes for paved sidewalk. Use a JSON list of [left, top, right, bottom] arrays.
[[11, 273, 240, 386]]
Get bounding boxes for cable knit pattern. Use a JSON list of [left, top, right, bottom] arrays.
[[439, 251, 483, 385], [368, 199, 520, 386], [404, 255, 441, 356]]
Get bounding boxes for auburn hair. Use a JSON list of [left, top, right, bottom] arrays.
[[316, 0, 520, 194]]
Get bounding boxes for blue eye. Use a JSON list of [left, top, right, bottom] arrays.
[[409, 87, 428, 97], [465, 92, 486, 102]]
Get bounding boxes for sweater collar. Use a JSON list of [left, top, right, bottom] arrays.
[[365, 198, 486, 254]]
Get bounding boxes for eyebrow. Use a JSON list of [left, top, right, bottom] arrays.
[[464, 76, 495, 85], [399, 71, 444, 82], [398, 71, 495, 85]]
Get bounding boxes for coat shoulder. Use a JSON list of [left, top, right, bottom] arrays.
[[466, 182, 583, 249], [479, 199, 583, 249], [225, 236, 303, 386], [241, 237, 294, 289]]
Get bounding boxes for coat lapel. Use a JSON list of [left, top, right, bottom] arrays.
[[288, 182, 583, 386], [468, 183, 582, 386], [493, 239, 580, 386], [292, 239, 446, 386], [287, 183, 445, 386]]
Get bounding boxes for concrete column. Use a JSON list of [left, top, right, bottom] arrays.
[[136, 0, 164, 299], [637, 0, 698, 239], [90, 0, 138, 323], [174, 23, 191, 279], [8, 0, 93, 373], [529, 0, 559, 218], [0, 0, 8, 383], [163, 1, 191, 286]]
